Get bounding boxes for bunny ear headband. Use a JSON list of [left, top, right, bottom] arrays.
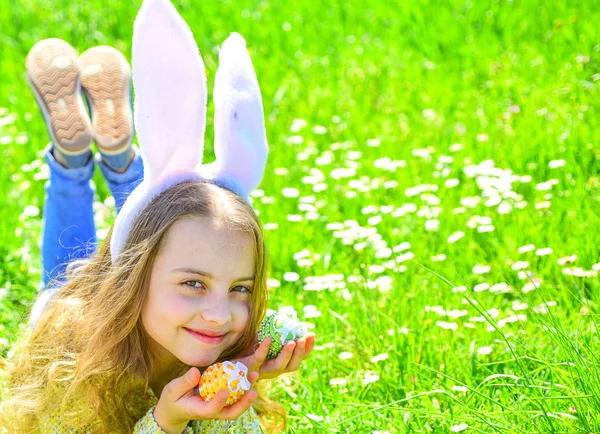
[[110, 0, 268, 263]]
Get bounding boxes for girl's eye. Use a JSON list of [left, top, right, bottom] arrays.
[[231, 285, 252, 294], [183, 280, 205, 290]]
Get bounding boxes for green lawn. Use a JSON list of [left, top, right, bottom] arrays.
[[1, 0, 599, 432]]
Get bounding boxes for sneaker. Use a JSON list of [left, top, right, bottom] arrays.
[[79, 46, 134, 172], [26, 38, 93, 168]]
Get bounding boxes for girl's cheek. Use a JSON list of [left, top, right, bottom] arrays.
[[161, 292, 197, 317], [231, 299, 251, 326]]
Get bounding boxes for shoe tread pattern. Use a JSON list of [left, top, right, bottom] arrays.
[[26, 39, 92, 153], [79, 47, 133, 153]]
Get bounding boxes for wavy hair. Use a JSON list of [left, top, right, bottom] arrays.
[[0, 181, 286, 433]]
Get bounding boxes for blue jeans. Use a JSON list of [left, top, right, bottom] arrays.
[[28, 145, 144, 329]]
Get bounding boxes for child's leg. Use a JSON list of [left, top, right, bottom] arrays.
[[97, 147, 144, 213], [41, 144, 97, 287], [26, 39, 98, 287], [39, 145, 143, 287], [26, 39, 97, 331], [30, 146, 143, 332]]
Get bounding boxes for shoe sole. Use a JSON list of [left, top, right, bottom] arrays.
[[79, 46, 134, 155], [25, 39, 93, 154]]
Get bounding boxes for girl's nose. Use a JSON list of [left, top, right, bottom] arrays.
[[200, 292, 232, 326]]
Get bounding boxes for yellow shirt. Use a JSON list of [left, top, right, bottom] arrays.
[[38, 386, 264, 433]]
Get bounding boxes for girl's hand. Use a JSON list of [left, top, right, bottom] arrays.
[[153, 367, 259, 434], [235, 333, 316, 380]]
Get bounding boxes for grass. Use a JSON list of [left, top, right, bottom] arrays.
[[1, 0, 599, 432]]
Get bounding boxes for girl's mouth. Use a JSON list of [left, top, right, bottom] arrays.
[[184, 328, 226, 344]]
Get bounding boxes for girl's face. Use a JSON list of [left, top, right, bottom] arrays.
[[142, 216, 255, 369]]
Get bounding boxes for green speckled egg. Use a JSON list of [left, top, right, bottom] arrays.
[[258, 312, 306, 359]]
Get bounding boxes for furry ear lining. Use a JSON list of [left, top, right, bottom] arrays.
[[112, 2, 269, 263], [132, 0, 208, 184], [200, 32, 268, 198]]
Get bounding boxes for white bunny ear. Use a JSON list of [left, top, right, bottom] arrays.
[[132, 0, 207, 184], [111, 0, 207, 262], [201, 32, 268, 198]]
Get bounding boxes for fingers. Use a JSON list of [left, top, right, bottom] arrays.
[[285, 338, 306, 372], [247, 370, 259, 384], [167, 367, 263, 423], [260, 340, 295, 377], [218, 390, 258, 419], [278, 340, 297, 367], [165, 367, 200, 400], [211, 371, 259, 420], [252, 338, 272, 368], [202, 389, 230, 415], [237, 338, 271, 373], [255, 336, 309, 379], [303, 333, 316, 359]]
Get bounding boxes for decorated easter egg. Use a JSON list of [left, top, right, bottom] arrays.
[[198, 361, 251, 406], [258, 312, 306, 359]]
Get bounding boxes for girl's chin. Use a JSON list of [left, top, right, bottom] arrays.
[[179, 352, 220, 368], [177, 336, 243, 367]]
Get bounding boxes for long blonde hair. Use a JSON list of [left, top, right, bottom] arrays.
[[0, 181, 285, 433]]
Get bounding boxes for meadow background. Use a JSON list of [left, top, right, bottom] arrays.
[[1, 0, 599, 432]]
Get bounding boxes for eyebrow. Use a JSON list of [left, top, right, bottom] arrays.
[[172, 267, 255, 282]]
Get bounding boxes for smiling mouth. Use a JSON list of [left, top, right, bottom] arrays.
[[184, 328, 227, 344]]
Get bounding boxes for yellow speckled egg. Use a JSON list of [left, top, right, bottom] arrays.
[[198, 361, 251, 406]]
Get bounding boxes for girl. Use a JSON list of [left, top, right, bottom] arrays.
[[0, 0, 315, 432]]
